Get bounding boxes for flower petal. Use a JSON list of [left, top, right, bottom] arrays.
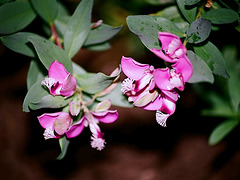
[[60, 74, 76, 97], [95, 99, 111, 112], [121, 56, 150, 80], [66, 117, 85, 138], [151, 48, 177, 63], [172, 55, 193, 83], [49, 60, 69, 82], [154, 68, 172, 91], [38, 112, 61, 129], [53, 112, 72, 135], [160, 96, 176, 115], [92, 110, 119, 124], [142, 95, 163, 110]]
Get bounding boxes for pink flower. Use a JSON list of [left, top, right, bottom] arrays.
[[38, 112, 73, 139], [41, 60, 76, 97], [151, 32, 187, 63], [66, 100, 119, 150], [121, 56, 162, 110], [120, 56, 178, 127], [151, 32, 193, 82]]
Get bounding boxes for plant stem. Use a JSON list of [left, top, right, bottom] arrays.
[[50, 23, 63, 49]]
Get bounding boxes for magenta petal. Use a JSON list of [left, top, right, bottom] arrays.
[[66, 118, 85, 138], [92, 110, 119, 124], [50, 81, 62, 95], [60, 74, 76, 97], [121, 56, 150, 80], [151, 48, 177, 63], [172, 55, 193, 83], [162, 90, 179, 102], [158, 32, 181, 50], [160, 97, 176, 115], [49, 60, 69, 82], [154, 68, 172, 91], [38, 112, 61, 129], [142, 96, 162, 110]]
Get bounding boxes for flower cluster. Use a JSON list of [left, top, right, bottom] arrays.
[[39, 60, 118, 150], [121, 32, 193, 127]]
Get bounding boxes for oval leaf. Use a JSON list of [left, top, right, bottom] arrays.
[[187, 50, 214, 83], [84, 24, 123, 46], [57, 136, 70, 160], [76, 69, 120, 94], [209, 119, 239, 145], [1, 32, 38, 57], [193, 41, 229, 78], [187, 17, 212, 44], [176, 0, 197, 23], [64, 0, 93, 58], [202, 8, 239, 24], [228, 64, 240, 113], [23, 79, 73, 112], [53, 2, 71, 37], [30, 0, 58, 24], [27, 59, 46, 90], [0, 0, 36, 34], [126, 15, 184, 50], [28, 35, 72, 73], [183, 0, 201, 5]]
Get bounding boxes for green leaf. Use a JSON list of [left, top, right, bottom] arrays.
[[84, 24, 122, 46], [201, 92, 234, 117], [97, 83, 133, 108], [228, 64, 240, 113], [29, 94, 73, 111], [176, 0, 197, 23], [76, 69, 120, 94], [183, 0, 201, 5], [72, 62, 87, 75], [194, 41, 229, 78], [28, 35, 72, 73], [85, 42, 111, 51], [57, 136, 70, 160], [30, 0, 57, 24], [27, 59, 46, 90], [1, 32, 38, 57], [23, 79, 73, 112], [53, 2, 71, 37], [187, 50, 214, 83], [186, 17, 212, 44], [126, 15, 184, 50], [145, 0, 175, 5], [209, 119, 239, 145], [0, 0, 36, 34], [64, 0, 93, 58], [202, 8, 239, 24]]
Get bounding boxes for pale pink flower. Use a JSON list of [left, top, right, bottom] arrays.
[[41, 60, 76, 97], [66, 100, 119, 150], [38, 112, 73, 139]]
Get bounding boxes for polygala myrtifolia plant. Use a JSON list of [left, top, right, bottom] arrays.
[[0, 0, 239, 159]]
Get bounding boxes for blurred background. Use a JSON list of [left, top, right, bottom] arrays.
[[1, 0, 240, 179]]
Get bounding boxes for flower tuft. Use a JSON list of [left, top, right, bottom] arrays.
[[121, 78, 134, 94], [91, 135, 106, 151], [41, 77, 55, 89], [156, 110, 169, 127], [43, 126, 56, 140]]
